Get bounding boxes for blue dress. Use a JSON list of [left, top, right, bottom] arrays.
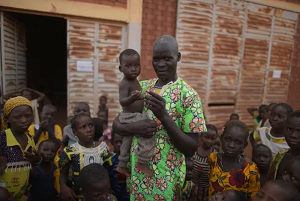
[[28, 164, 57, 201], [109, 152, 129, 201]]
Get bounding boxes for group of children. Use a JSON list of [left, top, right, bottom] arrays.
[[0, 89, 120, 201], [1, 49, 300, 201]]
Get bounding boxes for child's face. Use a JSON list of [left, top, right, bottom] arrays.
[[252, 146, 272, 170], [285, 117, 300, 150], [74, 116, 95, 143], [212, 137, 221, 152], [22, 90, 32, 100], [8, 105, 33, 133], [200, 130, 217, 148], [253, 182, 291, 201], [100, 97, 107, 106], [83, 180, 110, 201], [119, 54, 141, 80], [74, 103, 90, 116], [222, 127, 246, 157], [259, 107, 267, 120], [152, 41, 179, 81], [0, 187, 11, 201], [112, 133, 123, 156], [269, 106, 288, 129], [38, 142, 57, 162], [281, 160, 300, 191], [41, 107, 56, 124], [212, 190, 240, 201], [98, 111, 107, 122]]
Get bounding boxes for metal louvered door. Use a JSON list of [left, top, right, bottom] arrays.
[[0, 12, 27, 96], [67, 18, 126, 123], [176, 0, 298, 130]]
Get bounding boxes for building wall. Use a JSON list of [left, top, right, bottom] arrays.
[[67, 0, 127, 8], [288, 16, 300, 110], [281, 0, 300, 110], [139, 0, 178, 80]]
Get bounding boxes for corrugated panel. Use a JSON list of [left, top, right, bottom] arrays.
[[67, 19, 96, 115], [67, 19, 125, 125], [209, 69, 238, 104], [176, 0, 213, 107], [16, 21, 26, 89], [236, 70, 265, 125], [236, 3, 273, 127], [0, 13, 26, 94], [207, 2, 244, 127], [98, 23, 125, 125], [242, 39, 269, 70], [264, 71, 289, 103], [176, 1, 297, 129], [206, 105, 235, 132], [269, 42, 293, 71]]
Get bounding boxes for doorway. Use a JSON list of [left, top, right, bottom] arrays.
[[4, 11, 67, 127]]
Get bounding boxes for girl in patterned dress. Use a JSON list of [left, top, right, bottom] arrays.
[[59, 113, 112, 201], [192, 124, 218, 201], [208, 121, 260, 200], [0, 97, 41, 201]]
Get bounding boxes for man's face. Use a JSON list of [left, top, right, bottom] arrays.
[[152, 41, 180, 82]]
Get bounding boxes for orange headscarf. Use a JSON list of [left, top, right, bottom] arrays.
[[1, 96, 33, 131]]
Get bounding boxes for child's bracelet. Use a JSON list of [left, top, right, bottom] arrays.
[[34, 157, 43, 165]]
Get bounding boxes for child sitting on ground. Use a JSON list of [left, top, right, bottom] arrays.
[[252, 144, 272, 187], [59, 113, 112, 201], [0, 187, 12, 201], [268, 110, 300, 180], [208, 120, 260, 200], [28, 104, 62, 192], [192, 124, 218, 201], [209, 190, 249, 201], [252, 180, 300, 201], [253, 103, 293, 155], [117, 49, 155, 177], [28, 139, 59, 201], [79, 163, 117, 201], [230, 113, 239, 121], [281, 156, 300, 192], [109, 131, 129, 201]]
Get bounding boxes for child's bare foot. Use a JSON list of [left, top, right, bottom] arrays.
[[136, 162, 153, 177], [117, 167, 131, 177]]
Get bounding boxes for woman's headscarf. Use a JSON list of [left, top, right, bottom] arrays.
[[1, 96, 33, 131]]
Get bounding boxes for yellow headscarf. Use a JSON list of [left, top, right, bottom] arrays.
[[1, 96, 33, 131]]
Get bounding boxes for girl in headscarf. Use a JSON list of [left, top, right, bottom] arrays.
[[0, 96, 41, 201]]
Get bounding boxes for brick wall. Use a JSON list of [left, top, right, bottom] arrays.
[[287, 16, 300, 110], [139, 0, 178, 80], [67, 0, 127, 8]]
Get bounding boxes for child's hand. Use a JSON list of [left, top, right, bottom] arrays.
[[61, 186, 77, 201], [131, 90, 144, 100], [39, 119, 50, 131], [24, 149, 41, 165]]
